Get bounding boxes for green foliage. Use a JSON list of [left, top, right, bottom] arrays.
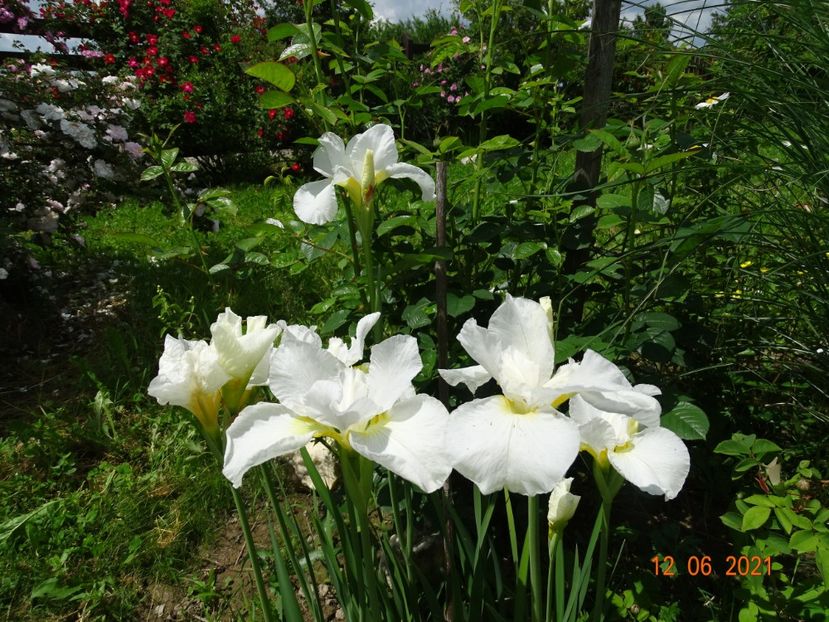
[[715, 434, 829, 619]]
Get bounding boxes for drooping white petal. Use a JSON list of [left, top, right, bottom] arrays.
[[578, 389, 661, 429], [383, 162, 436, 202], [223, 402, 322, 488], [438, 365, 492, 394], [269, 338, 342, 412], [350, 395, 451, 493], [367, 335, 422, 412], [313, 132, 347, 177], [293, 178, 338, 225], [607, 427, 690, 500], [446, 396, 580, 495]]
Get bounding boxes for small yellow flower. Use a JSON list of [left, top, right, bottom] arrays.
[[740, 260, 752, 269], [760, 267, 769, 273]]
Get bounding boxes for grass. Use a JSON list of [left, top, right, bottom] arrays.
[[0, 182, 335, 620]]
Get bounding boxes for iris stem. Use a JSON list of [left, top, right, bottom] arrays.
[[528, 495, 543, 622], [229, 485, 275, 622]]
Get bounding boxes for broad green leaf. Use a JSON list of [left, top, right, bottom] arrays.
[[209, 263, 230, 274], [439, 136, 463, 153], [720, 511, 743, 531], [775, 507, 793, 534], [447, 293, 475, 318], [590, 128, 625, 154], [320, 309, 350, 335], [31, 578, 81, 601], [780, 507, 812, 530], [661, 402, 709, 440], [511, 241, 546, 260], [279, 43, 311, 62], [160, 147, 179, 169], [236, 237, 262, 251], [741, 506, 771, 531], [377, 215, 417, 237], [0, 500, 59, 544], [268, 23, 301, 42], [245, 62, 295, 92], [596, 193, 630, 209], [170, 160, 198, 173], [569, 205, 594, 222], [141, 165, 164, 181], [790, 530, 819, 553], [478, 134, 520, 152], [638, 311, 680, 332], [751, 439, 782, 457], [260, 90, 295, 109], [744, 494, 777, 508], [472, 94, 510, 115], [573, 133, 602, 152]]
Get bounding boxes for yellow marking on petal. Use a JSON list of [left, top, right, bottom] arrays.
[[552, 393, 574, 409], [502, 396, 537, 415], [338, 177, 362, 207]]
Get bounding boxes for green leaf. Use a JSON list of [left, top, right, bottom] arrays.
[[637, 311, 680, 332], [31, 577, 81, 601], [320, 309, 350, 335], [775, 508, 794, 534], [569, 205, 594, 222], [511, 241, 546, 260], [660, 402, 709, 440], [245, 62, 295, 92], [720, 511, 743, 531], [596, 193, 630, 209], [472, 94, 510, 114], [308, 101, 337, 125], [751, 439, 782, 457], [209, 263, 230, 274], [0, 500, 59, 544], [376, 215, 416, 237], [140, 165, 164, 181], [780, 508, 812, 530], [573, 133, 602, 152], [170, 160, 198, 173], [279, 43, 311, 62], [741, 506, 771, 531], [478, 134, 520, 152], [790, 530, 819, 553], [343, 0, 373, 19], [439, 136, 463, 153], [645, 151, 695, 174], [744, 495, 777, 508], [662, 53, 691, 88], [259, 90, 295, 109], [267, 23, 301, 42], [160, 147, 179, 169], [402, 298, 435, 329], [447, 293, 475, 318]]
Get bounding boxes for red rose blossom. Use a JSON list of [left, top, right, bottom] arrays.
[[147, 46, 158, 56], [163, 8, 174, 18], [283, 107, 294, 120], [146, 33, 158, 45], [256, 127, 264, 138], [188, 55, 198, 64], [104, 53, 116, 64], [157, 56, 169, 67], [230, 34, 241, 44], [267, 109, 277, 120], [213, 43, 221, 52], [128, 57, 139, 68], [183, 110, 197, 124], [200, 46, 209, 55], [182, 31, 191, 39], [255, 85, 265, 94], [181, 81, 194, 93], [291, 162, 301, 172], [128, 31, 139, 44], [193, 24, 203, 33], [275, 131, 286, 141]]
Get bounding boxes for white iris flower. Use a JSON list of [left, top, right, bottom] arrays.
[[148, 336, 231, 434], [439, 295, 582, 495], [293, 124, 436, 225], [223, 315, 452, 493], [570, 395, 690, 500], [209, 308, 281, 386]]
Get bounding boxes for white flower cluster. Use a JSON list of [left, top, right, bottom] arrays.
[[149, 300, 691, 507]]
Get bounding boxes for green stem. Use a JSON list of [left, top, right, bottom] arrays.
[[590, 462, 622, 622], [304, 0, 328, 131], [528, 495, 543, 622], [229, 485, 275, 622], [163, 167, 211, 279], [343, 200, 368, 310]]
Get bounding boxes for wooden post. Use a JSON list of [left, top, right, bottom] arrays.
[[435, 161, 449, 408], [564, 0, 624, 319]]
